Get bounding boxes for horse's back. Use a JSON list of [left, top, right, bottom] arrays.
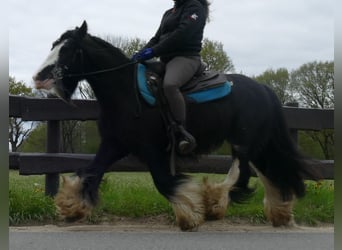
[[225, 73, 271, 97], [225, 73, 277, 121], [220, 74, 282, 147]]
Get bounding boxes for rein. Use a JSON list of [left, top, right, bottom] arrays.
[[58, 61, 137, 80]]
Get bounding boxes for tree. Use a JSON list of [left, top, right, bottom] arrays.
[[103, 35, 146, 58], [9, 77, 35, 152], [291, 61, 334, 109], [19, 123, 47, 153], [200, 38, 235, 72], [60, 120, 99, 153], [254, 68, 294, 104], [291, 61, 334, 159]]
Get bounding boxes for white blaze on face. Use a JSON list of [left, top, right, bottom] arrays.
[[33, 41, 66, 90]]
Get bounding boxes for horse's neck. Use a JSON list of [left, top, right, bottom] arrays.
[[86, 70, 134, 108], [82, 37, 128, 72], [81, 38, 136, 108]]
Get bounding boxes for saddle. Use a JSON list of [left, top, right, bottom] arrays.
[[137, 61, 232, 106], [135, 61, 232, 174]]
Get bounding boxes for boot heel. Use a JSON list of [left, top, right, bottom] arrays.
[[177, 125, 197, 154]]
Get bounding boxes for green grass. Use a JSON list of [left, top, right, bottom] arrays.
[[227, 179, 334, 225], [96, 173, 173, 218], [9, 171, 334, 226], [9, 172, 57, 225], [294, 180, 334, 225]]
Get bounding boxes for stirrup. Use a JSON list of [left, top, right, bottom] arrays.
[[176, 125, 197, 155]]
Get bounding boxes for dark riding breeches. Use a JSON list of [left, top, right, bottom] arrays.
[[163, 56, 201, 124]]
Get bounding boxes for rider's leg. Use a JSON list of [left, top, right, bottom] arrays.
[[163, 56, 201, 154]]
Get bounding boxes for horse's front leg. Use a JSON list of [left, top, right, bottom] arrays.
[[55, 140, 127, 222], [141, 145, 205, 231]]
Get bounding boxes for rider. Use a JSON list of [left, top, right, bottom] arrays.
[[132, 0, 210, 154]]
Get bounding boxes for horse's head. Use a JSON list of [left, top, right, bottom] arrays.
[[33, 21, 88, 101]]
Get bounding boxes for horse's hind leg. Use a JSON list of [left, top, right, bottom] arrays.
[[202, 159, 240, 220], [250, 162, 295, 227], [229, 145, 255, 203]]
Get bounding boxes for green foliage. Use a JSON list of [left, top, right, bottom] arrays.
[[20, 121, 100, 154], [201, 38, 235, 72], [9, 77, 35, 152], [19, 123, 47, 152], [103, 35, 146, 57], [300, 130, 334, 160], [253, 60, 334, 109], [290, 61, 334, 160], [291, 61, 334, 109], [9, 76, 33, 96], [60, 120, 100, 153], [294, 180, 334, 225], [298, 131, 325, 159], [80, 121, 100, 153], [254, 68, 294, 104]]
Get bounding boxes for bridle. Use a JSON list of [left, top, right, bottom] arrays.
[[50, 40, 142, 117], [51, 46, 138, 81]]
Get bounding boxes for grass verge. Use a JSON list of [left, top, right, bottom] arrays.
[[9, 171, 334, 226]]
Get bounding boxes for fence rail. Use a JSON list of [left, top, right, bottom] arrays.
[[9, 152, 334, 179], [10, 95, 334, 130], [9, 95, 335, 195]]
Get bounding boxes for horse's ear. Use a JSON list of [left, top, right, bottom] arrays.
[[77, 21, 88, 38]]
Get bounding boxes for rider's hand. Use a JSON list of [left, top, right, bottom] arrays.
[[131, 48, 154, 62]]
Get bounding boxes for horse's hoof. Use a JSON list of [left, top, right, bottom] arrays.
[[54, 176, 92, 222], [171, 180, 205, 231], [178, 218, 200, 232]]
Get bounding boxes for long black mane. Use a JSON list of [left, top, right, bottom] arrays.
[[87, 35, 130, 61]]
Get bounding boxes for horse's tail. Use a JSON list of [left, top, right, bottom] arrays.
[[258, 86, 320, 199]]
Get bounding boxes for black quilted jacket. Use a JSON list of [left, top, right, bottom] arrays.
[[144, 0, 207, 63]]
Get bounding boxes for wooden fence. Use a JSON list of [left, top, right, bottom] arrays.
[[9, 95, 334, 196]]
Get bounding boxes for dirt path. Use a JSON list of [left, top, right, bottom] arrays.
[[10, 217, 334, 233]]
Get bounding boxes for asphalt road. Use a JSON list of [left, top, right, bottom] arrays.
[[9, 225, 334, 250]]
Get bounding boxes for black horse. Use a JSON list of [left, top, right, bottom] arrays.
[[33, 21, 317, 231]]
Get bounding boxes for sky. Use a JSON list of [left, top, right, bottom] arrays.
[[9, 0, 334, 87]]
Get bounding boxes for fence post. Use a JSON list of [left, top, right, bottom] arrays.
[[45, 96, 61, 196], [285, 102, 299, 144]]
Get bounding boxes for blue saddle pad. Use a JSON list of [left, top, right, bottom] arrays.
[[137, 63, 231, 106]]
